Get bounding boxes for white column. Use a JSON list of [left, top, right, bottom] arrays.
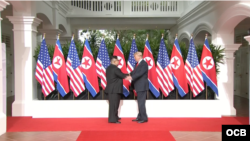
[[0, 0, 9, 136], [244, 35, 250, 124], [7, 16, 42, 116], [38, 29, 62, 46], [216, 44, 240, 116]]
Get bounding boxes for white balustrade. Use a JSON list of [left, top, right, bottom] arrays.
[[68, 0, 181, 17]]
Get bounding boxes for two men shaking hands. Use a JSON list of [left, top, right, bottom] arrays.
[[105, 52, 149, 124]]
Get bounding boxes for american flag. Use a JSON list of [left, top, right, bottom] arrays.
[[156, 38, 174, 97], [127, 38, 138, 96], [35, 37, 55, 97], [66, 37, 85, 97], [96, 39, 110, 90], [185, 37, 204, 97], [127, 39, 138, 74]]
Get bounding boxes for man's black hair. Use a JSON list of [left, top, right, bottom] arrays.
[[110, 56, 118, 61]]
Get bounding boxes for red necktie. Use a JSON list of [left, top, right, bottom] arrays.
[[136, 63, 138, 67]]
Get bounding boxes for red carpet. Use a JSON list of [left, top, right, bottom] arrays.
[[7, 117, 249, 132], [76, 131, 176, 141]]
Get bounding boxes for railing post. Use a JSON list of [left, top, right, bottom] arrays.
[[123, 0, 131, 16]]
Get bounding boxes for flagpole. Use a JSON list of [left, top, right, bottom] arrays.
[[146, 34, 149, 99], [175, 34, 178, 99], [102, 90, 104, 100], [176, 88, 178, 99], [190, 34, 193, 100], [58, 34, 60, 100], [162, 33, 164, 100], [206, 83, 207, 99], [88, 90, 90, 100], [133, 34, 136, 100], [72, 34, 75, 100], [43, 33, 46, 100], [205, 33, 208, 100]]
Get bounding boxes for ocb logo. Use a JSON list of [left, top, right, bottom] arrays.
[[222, 125, 249, 141], [226, 129, 246, 136]]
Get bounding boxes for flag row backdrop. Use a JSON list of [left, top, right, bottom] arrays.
[[35, 36, 218, 98]]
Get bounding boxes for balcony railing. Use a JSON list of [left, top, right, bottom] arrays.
[[69, 0, 181, 17], [131, 1, 178, 12]]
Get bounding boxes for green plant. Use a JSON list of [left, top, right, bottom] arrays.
[[34, 44, 55, 62]]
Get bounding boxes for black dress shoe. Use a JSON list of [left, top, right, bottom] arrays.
[[138, 120, 148, 123], [109, 121, 121, 124], [132, 119, 139, 121]]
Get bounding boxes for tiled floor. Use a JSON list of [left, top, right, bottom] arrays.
[[170, 131, 221, 141], [0, 131, 81, 141], [1, 95, 248, 141]]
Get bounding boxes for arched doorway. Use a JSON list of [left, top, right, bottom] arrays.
[[213, 2, 250, 117], [234, 17, 250, 117], [179, 32, 190, 48], [193, 23, 212, 45]]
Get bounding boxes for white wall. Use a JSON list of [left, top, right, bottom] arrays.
[[32, 100, 221, 118], [180, 1, 204, 17]]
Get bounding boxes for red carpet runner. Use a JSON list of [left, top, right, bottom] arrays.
[[7, 117, 248, 141], [7, 117, 248, 132], [76, 131, 176, 141]]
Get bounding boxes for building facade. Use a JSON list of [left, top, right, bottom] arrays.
[[0, 0, 250, 135]]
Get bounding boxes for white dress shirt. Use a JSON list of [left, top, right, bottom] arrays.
[[137, 59, 143, 65]]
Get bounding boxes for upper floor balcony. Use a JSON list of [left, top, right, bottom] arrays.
[[67, 0, 183, 18]]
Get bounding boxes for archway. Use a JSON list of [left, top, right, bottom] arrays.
[[233, 17, 250, 117], [36, 13, 52, 34], [179, 32, 190, 47], [213, 2, 250, 117], [1, 3, 14, 117], [193, 23, 212, 45], [193, 31, 211, 45], [59, 24, 67, 36]]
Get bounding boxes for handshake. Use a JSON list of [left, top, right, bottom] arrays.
[[125, 75, 132, 81]]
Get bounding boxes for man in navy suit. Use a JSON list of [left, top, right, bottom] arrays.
[[127, 52, 149, 123]]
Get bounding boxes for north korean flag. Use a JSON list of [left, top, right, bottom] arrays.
[[113, 38, 130, 97], [170, 37, 189, 97], [81, 39, 100, 97], [200, 38, 218, 95], [52, 38, 69, 97], [143, 39, 160, 98]]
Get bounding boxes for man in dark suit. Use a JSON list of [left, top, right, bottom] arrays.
[[127, 52, 149, 123], [105, 56, 129, 124]]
